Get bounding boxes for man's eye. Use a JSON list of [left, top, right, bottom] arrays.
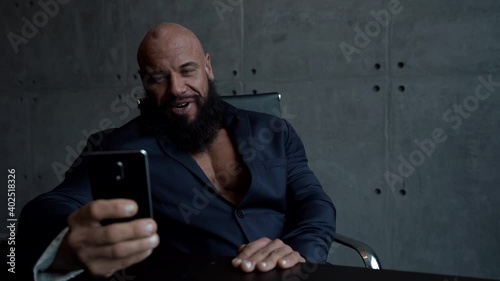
[[153, 76, 166, 82], [182, 69, 195, 75]]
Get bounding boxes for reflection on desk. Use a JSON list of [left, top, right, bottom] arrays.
[[71, 253, 496, 281]]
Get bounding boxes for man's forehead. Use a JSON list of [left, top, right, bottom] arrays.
[[142, 49, 200, 71], [139, 34, 204, 69]]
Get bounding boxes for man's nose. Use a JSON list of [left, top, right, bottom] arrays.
[[168, 75, 187, 96]]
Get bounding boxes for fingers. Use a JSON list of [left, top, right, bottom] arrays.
[[68, 218, 157, 248], [79, 234, 159, 261], [86, 249, 154, 278], [66, 219, 159, 277], [69, 199, 138, 227], [275, 251, 305, 269], [64, 199, 159, 278], [232, 238, 304, 273], [235, 238, 284, 271]]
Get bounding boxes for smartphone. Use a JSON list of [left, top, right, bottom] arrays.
[[88, 150, 153, 225]]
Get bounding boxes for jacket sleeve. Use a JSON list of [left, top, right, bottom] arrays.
[[17, 137, 99, 280], [280, 120, 336, 263]]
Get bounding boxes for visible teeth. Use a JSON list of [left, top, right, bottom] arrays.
[[174, 103, 189, 108]]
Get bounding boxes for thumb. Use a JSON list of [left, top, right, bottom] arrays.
[[68, 199, 137, 227], [237, 244, 247, 253]]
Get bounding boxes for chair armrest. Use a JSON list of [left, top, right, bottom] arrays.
[[333, 233, 382, 270]]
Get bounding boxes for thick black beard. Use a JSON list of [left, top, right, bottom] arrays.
[[140, 80, 224, 154]]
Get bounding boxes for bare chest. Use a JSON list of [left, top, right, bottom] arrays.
[[192, 129, 250, 205]]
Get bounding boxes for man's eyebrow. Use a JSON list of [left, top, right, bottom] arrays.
[[179, 61, 199, 69], [151, 71, 164, 75], [146, 62, 199, 76]]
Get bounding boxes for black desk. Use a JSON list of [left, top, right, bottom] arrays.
[[4, 243, 496, 281], [94, 254, 496, 281]]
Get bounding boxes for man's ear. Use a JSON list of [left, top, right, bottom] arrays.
[[205, 53, 214, 80]]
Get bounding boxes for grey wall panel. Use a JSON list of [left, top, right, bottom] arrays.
[[0, 91, 33, 233], [216, 81, 244, 97], [388, 76, 500, 278], [1, 1, 27, 88], [20, 0, 126, 89], [244, 0, 390, 82], [29, 87, 140, 194], [122, 0, 243, 86], [390, 0, 500, 75]]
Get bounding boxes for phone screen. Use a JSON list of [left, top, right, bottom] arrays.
[[88, 150, 153, 225]]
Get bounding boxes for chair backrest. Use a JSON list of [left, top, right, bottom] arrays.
[[221, 92, 281, 117]]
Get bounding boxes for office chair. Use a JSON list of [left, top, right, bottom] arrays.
[[222, 92, 382, 270]]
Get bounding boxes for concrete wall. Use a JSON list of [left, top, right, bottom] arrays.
[[1, 0, 499, 279]]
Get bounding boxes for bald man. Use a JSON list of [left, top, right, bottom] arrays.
[[18, 23, 336, 280]]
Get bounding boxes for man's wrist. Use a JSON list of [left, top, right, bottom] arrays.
[[34, 227, 85, 281], [48, 231, 83, 272]]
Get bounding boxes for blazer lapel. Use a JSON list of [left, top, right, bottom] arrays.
[[224, 105, 258, 206], [155, 135, 215, 190]]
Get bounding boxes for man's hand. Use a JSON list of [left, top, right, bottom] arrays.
[[232, 238, 306, 272], [51, 199, 159, 277]]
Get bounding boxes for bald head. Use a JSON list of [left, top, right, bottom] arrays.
[[137, 22, 206, 70], [136, 22, 215, 122]]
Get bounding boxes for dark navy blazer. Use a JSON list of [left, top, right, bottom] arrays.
[[18, 102, 336, 276]]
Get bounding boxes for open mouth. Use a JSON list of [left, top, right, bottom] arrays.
[[174, 102, 189, 109]]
